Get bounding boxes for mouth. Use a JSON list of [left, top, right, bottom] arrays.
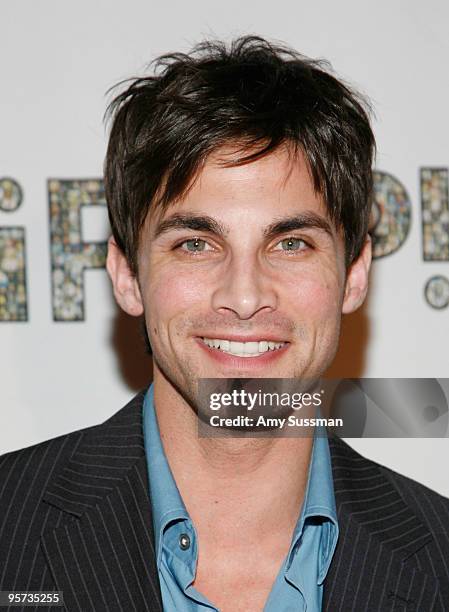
[[196, 336, 290, 366]]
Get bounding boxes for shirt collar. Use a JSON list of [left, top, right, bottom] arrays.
[[288, 417, 339, 584], [143, 383, 189, 561], [143, 382, 338, 582], [302, 419, 338, 523]]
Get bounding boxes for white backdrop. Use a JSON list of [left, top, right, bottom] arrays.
[[1, 0, 448, 496]]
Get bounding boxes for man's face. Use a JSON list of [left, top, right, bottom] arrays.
[[108, 145, 370, 402]]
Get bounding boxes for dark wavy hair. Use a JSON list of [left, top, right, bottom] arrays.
[[104, 35, 375, 274]]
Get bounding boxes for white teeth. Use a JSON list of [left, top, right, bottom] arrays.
[[229, 341, 241, 354], [244, 342, 259, 355], [201, 337, 286, 357]]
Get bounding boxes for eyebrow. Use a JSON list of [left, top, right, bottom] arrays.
[[152, 211, 333, 241], [153, 213, 229, 239], [263, 213, 333, 241]]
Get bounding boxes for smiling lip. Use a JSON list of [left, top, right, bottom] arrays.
[[195, 336, 290, 368]]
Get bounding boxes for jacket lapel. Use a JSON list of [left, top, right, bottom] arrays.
[[40, 392, 163, 612], [323, 435, 439, 611]]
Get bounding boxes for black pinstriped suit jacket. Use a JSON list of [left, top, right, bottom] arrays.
[[1, 391, 449, 611]]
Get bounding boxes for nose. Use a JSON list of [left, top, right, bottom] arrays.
[[211, 255, 278, 320]]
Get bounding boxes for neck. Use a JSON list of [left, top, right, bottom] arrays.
[[152, 373, 313, 542]]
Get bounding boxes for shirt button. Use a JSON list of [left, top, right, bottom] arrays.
[[179, 533, 191, 550]]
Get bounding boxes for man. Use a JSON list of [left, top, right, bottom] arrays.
[[1, 36, 448, 611]]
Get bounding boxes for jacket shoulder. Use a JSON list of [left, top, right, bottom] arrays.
[[0, 391, 146, 509], [330, 435, 449, 535], [0, 424, 88, 516], [0, 392, 146, 590], [377, 457, 449, 537]]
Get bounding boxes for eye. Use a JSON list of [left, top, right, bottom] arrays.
[[273, 237, 310, 252], [177, 237, 213, 253]]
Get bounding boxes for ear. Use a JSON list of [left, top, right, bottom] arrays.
[[106, 236, 144, 316], [342, 235, 372, 314]]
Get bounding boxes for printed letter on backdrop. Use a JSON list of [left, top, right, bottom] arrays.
[[421, 168, 449, 261], [49, 179, 107, 321], [370, 171, 412, 259], [421, 168, 449, 309], [0, 178, 28, 321]]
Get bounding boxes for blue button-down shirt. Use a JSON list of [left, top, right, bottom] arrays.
[[143, 384, 339, 611]]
